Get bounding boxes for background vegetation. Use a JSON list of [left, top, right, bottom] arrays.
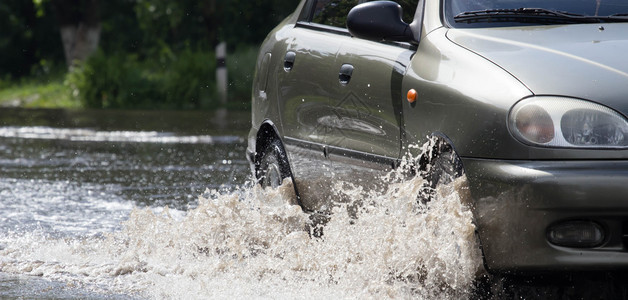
[[0, 0, 298, 109]]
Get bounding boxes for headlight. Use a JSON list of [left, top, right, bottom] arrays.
[[509, 97, 628, 148]]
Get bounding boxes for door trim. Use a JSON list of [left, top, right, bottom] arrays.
[[284, 136, 400, 169]]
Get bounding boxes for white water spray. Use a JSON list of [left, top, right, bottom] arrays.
[[0, 140, 482, 298]]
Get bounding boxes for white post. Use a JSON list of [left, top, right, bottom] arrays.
[[216, 42, 228, 104]]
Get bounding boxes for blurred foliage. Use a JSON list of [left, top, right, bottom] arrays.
[[67, 49, 216, 109], [227, 47, 259, 110], [0, 0, 299, 109], [0, 0, 64, 79]]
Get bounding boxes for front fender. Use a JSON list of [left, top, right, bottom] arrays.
[[402, 27, 532, 159]]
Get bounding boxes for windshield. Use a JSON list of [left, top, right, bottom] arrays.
[[445, 0, 628, 28]]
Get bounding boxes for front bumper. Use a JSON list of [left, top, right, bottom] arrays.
[[463, 158, 628, 273]]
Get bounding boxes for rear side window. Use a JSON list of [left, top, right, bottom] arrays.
[[312, 0, 360, 27], [397, 0, 419, 22], [306, 0, 418, 28]]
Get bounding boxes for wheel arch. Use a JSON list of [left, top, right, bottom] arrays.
[[420, 132, 492, 272], [418, 132, 464, 174]]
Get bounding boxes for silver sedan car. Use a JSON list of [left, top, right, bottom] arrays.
[[247, 0, 628, 273]]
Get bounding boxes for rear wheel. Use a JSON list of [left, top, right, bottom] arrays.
[[256, 139, 292, 189], [257, 138, 326, 236]]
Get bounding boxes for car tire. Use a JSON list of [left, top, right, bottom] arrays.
[[419, 139, 464, 201], [256, 138, 292, 189], [428, 143, 463, 187]]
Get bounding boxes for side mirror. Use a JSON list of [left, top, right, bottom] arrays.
[[346, 1, 417, 43]]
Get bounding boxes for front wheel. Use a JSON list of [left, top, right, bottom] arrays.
[[419, 139, 464, 201]]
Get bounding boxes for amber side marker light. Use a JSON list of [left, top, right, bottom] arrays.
[[407, 89, 417, 103]]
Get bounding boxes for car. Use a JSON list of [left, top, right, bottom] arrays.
[[246, 0, 628, 273]]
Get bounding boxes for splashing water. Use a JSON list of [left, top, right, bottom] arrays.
[[0, 175, 482, 299], [0, 137, 483, 299]]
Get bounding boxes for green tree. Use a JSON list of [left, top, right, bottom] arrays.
[[132, 0, 299, 50], [0, 0, 63, 78], [2, 0, 301, 110]]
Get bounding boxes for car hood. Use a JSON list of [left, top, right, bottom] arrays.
[[447, 23, 628, 110]]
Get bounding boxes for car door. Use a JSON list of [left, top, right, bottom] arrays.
[[324, 1, 419, 187], [276, 0, 355, 212], [278, 0, 419, 211]]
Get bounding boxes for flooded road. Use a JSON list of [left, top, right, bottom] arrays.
[[0, 108, 252, 298], [0, 108, 483, 299], [1, 108, 624, 299]]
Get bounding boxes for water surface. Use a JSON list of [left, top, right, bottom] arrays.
[[2, 108, 611, 299], [0, 108, 252, 298]]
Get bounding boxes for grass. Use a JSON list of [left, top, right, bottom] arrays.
[[0, 45, 260, 110], [0, 75, 81, 109]]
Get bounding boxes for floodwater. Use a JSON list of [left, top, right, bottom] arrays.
[[0, 108, 252, 298], [0, 108, 624, 299]]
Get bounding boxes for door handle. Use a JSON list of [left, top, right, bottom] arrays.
[[284, 51, 296, 71], [339, 64, 354, 85]]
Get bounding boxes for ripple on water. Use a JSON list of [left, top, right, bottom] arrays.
[[0, 126, 242, 144]]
